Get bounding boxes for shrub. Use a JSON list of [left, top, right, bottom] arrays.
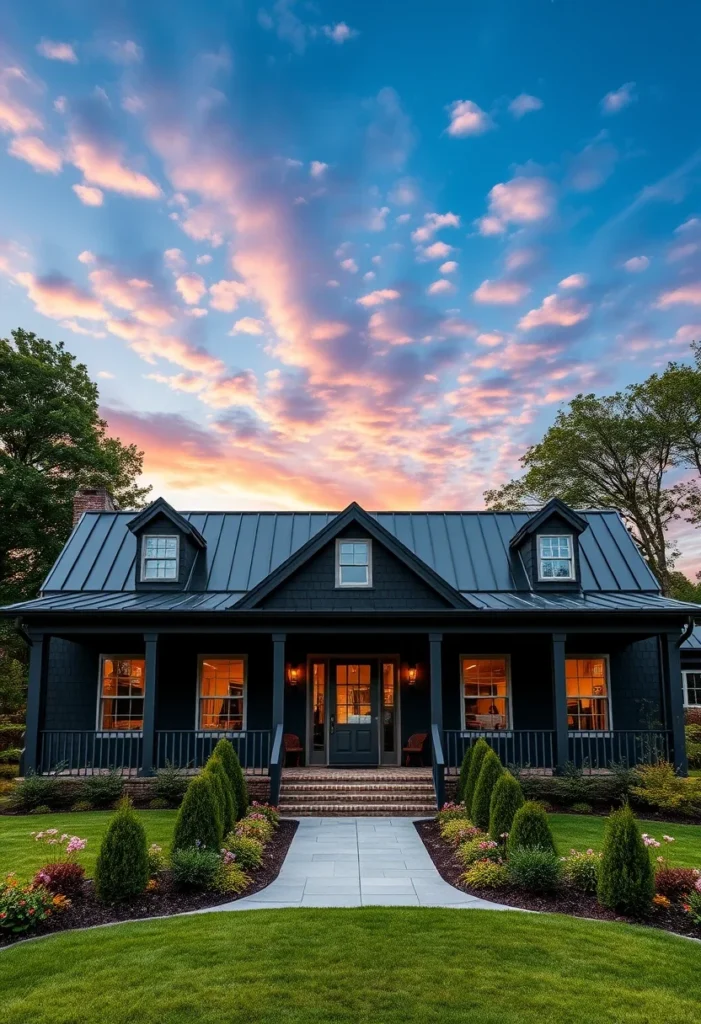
[[0, 763, 19, 780], [154, 761, 189, 806], [561, 849, 601, 894], [518, 772, 630, 808], [147, 843, 168, 877], [0, 747, 21, 764], [471, 749, 504, 830], [436, 802, 468, 824], [685, 724, 701, 769], [212, 739, 248, 818], [456, 746, 473, 803], [508, 846, 562, 892], [171, 847, 221, 890], [148, 797, 170, 810], [630, 762, 701, 818], [172, 774, 223, 853], [11, 771, 61, 811], [205, 756, 236, 834], [0, 874, 68, 933], [249, 801, 280, 827], [224, 834, 264, 870], [597, 804, 655, 916], [29, 804, 52, 815], [439, 819, 482, 846], [508, 801, 557, 855], [570, 802, 593, 814], [456, 836, 500, 867], [216, 861, 251, 896], [81, 769, 124, 809], [462, 859, 509, 890], [489, 772, 524, 841], [235, 814, 273, 845], [655, 867, 700, 904], [683, 882, 701, 924], [33, 861, 85, 898], [94, 799, 149, 903], [70, 800, 94, 812], [463, 739, 490, 813]]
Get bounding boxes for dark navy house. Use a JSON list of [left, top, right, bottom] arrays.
[[3, 488, 697, 808]]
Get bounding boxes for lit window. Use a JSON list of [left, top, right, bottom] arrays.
[[462, 657, 510, 730], [142, 535, 179, 581], [566, 657, 610, 730], [539, 535, 574, 580], [683, 671, 701, 707], [199, 658, 246, 730], [336, 539, 372, 587], [99, 657, 144, 731]]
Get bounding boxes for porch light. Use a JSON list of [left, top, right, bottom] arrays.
[[407, 665, 418, 686], [287, 664, 302, 686]]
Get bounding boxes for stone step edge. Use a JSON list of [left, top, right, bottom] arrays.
[[279, 792, 435, 802], [280, 783, 435, 792], [280, 803, 436, 812]]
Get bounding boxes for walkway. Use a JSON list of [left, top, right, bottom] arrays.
[[214, 817, 510, 910]]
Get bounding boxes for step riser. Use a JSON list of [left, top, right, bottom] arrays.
[[282, 806, 434, 816], [279, 768, 436, 817]]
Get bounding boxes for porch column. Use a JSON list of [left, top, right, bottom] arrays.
[[661, 631, 688, 776], [140, 633, 159, 777], [551, 633, 569, 773], [429, 633, 445, 808], [272, 633, 286, 735], [21, 631, 47, 776]]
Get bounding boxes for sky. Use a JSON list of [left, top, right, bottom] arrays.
[[2, 0, 701, 573]]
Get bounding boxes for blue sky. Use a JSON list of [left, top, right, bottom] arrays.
[[1, 0, 701, 571]]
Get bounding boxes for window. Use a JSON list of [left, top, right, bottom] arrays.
[[198, 657, 246, 730], [382, 662, 396, 753], [141, 535, 179, 581], [334, 663, 372, 723], [566, 657, 610, 730], [683, 670, 701, 707], [311, 662, 326, 751], [98, 657, 144, 731], [336, 539, 372, 587], [462, 657, 510, 730], [538, 535, 574, 580]]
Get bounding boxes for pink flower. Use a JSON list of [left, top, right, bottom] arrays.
[[643, 836, 660, 848], [663, 835, 675, 843], [695, 878, 701, 894], [586, 849, 594, 856]]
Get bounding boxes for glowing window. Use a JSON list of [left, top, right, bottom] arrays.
[[199, 658, 246, 730], [462, 657, 510, 730], [99, 657, 144, 731], [566, 657, 610, 730]]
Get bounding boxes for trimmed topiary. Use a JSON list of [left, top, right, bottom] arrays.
[[462, 738, 490, 814], [172, 773, 223, 853], [489, 772, 524, 840], [597, 804, 655, 916], [93, 798, 149, 902], [507, 801, 557, 855], [205, 755, 236, 834], [456, 746, 473, 803], [471, 749, 504, 830], [213, 738, 248, 818]]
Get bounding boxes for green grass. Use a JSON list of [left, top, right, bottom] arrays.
[[2, 909, 701, 1023], [0, 810, 177, 880], [550, 813, 701, 867]]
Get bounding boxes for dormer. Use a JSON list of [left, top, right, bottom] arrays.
[[127, 497, 206, 591], [509, 497, 588, 592]]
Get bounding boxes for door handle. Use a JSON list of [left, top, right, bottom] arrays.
[[330, 714, 335, 735]]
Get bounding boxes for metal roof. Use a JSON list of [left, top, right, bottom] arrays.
[[682, 626, 701, 650]]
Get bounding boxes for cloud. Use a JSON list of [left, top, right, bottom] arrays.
[[196, 253, 212, 265], [164, 248, 186, 270], [475, 176, 555, 235], [175, 272, 206, 305], [477, 332, 504, 347], [322, 23, 358, 43], [655, 284, 701, 308], [508, 94, 542, 118], [72, 183, 103, 206], [411, 211, 460, 244], [389, 178, 418, 205], [559, 273, 588, 289], [78, 250, 95, 264], [427, 279, 455, 296], [97, 370, 114, 378], [368, 206, 390, 231], [89, 267, 174, 326], [357, 288, 401, 307], [70, 137, 161, 198], [209, 278, 249, 311], [439, 261, 458, 274], [231, 316, 266, 334], [601, 82, 636, 115], [623, 256, 650, 272], [16, 271, 107, 320], [340, 258, 358, 273], [446, 99, 493, 137], [519, 293, 591, 329], [107, 40, 143, 64], [567, 135, 618, 191], [420, 241, 454, 261], [310, 160, 328, 179], [0, 66, 43, 134], [8, 135, 62, 173], [36, 39, 77, 62], [473, 279, 530, 304]]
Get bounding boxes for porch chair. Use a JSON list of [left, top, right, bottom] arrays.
[[403, 732, 428, 767], [283, 733, 304, 767]]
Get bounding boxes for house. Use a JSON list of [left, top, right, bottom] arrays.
[[681, 627, 701, 714], [2, 488, 697, 810]]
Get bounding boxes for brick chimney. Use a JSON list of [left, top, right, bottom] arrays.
[[73, 486, 117, 526]]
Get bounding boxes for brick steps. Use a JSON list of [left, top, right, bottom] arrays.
[[278, 768, 436, 817], [281, 803, 435, 817]]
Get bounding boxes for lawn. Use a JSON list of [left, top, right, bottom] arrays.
[[550, 812, 701, 866], [0, 809, 177, 880], [2, 909, 701, 1024]]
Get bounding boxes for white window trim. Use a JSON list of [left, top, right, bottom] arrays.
[[567, 653, 613, 732], [141, 534, 179, 582], [683, 669, 701, 708], [196, 654, 248, 733], [538, 534, 574, 581], [335, 538, 373, 588], [96, 653, 145, 734], [460, 654, 512, 731]]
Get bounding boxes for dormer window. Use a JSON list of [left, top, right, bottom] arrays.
[[142, 535, 179, 581], [336, 539, 372, 587], [538, 535, 574, 580]]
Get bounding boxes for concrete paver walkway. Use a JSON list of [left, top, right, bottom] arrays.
[[214, 817, 510, 910]]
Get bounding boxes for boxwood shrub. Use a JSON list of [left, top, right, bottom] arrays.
[[507, 801, 557, 855], [462, 738, 490, 814], [597, 804, 655, 916], [488, 772, 524, 840], [471, 749, 504, 830], [172, 773, 223, 852], [213, 739, 248, 818], [94, 798, 149, 902]]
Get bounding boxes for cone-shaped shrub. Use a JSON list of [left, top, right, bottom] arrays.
[[471, 748, 504, 829], [456, 746, 473, 804], [507, 801, 556, 855], [489, 772, 524, 840], [94, 798, 148, 902], [205, 755, 236, 834], [213, 738, 248, 819], [463, 738, 490, 814], [597, 804, 654, 916], [172, 773, 223, 853]]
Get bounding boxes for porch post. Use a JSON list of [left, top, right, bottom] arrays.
[[140, 633, 159, 777], [21, 631, 47, 776], [661, 631, 688, 776], [551, 633, 569, 773], [272, 633, 286, 734], [429, 633, 445, 808]]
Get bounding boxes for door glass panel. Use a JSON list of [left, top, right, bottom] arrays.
[[382, 663, 395, 752], [335, 664, 371, 724], [312, 662, 326, 750]]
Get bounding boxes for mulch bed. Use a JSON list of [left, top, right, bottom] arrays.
[[415, 819, 701, 940], [0, 818, 297, 948]]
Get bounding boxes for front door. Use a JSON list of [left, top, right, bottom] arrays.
[[329, 661, 379, 765]]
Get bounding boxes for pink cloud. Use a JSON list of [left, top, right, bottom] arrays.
[[72, 184, 103, 206], [209, 278, 249, 311], [508, 94, 543, 118], [601, 82, 636, 115], [322, 23, 358, 43], [0, 67, 42, 134], [340, 258, 358, 273], [476, 176, 555, 235], [477, 332, 504, 347], [69, 137, 161, 199], [446, 99, 493, 137], [411, 212, 460, 244], [473, 279, 530, 304], [519, 293, 591, 329], [427, 279, 455, 296], [310, 160, 328, 178], [439, 261, 458, 274], [175, 272, 206, 305], [559, 273, 588, 289], [36, 39, 77, 63], [89, 267, 173, 326], [16, 271, 107, 320], [420, 241, 454, 261], [357, 288, 401, 307], [623, 256, 650, 272], [231, 316, 266, 335], [8, 135, 62, 173], [656, 284, 701, 308]]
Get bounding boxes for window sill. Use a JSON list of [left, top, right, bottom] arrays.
[[96, 731, 143, 738], [195, 729, 245, 738]]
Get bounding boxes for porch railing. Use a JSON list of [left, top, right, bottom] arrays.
[[443, 730, 556, 775], [568, 730, 672, 770], [155, 730, 271, 775]]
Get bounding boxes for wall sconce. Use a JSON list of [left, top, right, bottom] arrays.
[[287, 664, 302, 687], [407, 665, 418, 686]]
